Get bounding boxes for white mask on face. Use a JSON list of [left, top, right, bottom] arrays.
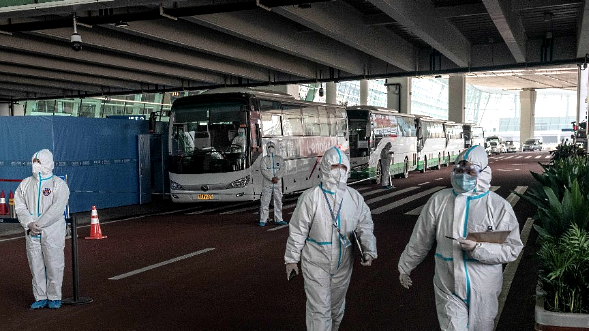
[[32, 163, 43, 178], [268, 147, 274, 154]]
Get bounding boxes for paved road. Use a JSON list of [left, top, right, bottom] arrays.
[[0, 151, 548, 331]]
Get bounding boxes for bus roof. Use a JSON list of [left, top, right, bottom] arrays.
[[346, 105, 398, 113], [201, 87, 295, 99]]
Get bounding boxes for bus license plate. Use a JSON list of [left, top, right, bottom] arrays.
[[197, 194, 214, 200]]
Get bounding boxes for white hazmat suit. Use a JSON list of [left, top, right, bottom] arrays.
[[285, 146, 377, 331], [15, 149, 70, 306], [380, 142, 393, 187], [259, 141, 285, 224], [398, 145, 523, 331]]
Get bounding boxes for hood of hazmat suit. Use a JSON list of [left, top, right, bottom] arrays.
[[32, 149, 55, 179], [285, 146, 377, 330], [398, 145, 523, 331], [319, 146, 350, 193]]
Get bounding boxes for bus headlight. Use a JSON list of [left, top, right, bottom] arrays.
[[170, 180, 185, 190], [227, 175, 250, 189]]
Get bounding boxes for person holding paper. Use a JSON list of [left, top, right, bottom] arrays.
[[284, 146, 377, 331], [397, 145, 523, 331]]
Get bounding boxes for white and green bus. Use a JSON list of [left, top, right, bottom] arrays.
[[346, 106, 417, 182], [168, 87, 348, 202], [415, 115, 447, 172], [463, 123, 485, 148], [444, 121, 464, 165]]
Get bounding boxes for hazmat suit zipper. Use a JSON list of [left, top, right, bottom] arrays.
[[36, 174, 54, 217], [321, 189, 344, 269]]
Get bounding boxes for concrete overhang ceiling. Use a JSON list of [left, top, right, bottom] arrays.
[[0, 0, 587, 101]]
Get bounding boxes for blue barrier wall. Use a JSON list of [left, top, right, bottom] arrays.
[[0, 116, 148, 213]]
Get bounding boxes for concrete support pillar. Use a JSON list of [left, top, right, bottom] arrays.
[[262, 84, 300, 99], [359, 79, 368, 106], [448, 75, 466, 123], [326, 82, 337, 104], [0, 103, 9, 116], [519, 89, 537, 144], [385, 77, 412, 114], [577, 66, 589, 124]]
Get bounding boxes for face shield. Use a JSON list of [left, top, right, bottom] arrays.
[[451, 160, 481, 193], [320, 147, 350, 192]]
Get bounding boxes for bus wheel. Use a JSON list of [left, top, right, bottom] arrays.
[[401, 159, 409, 178], [372, 162, 381, 184]]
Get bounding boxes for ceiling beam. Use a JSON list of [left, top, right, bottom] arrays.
[[0, 63, 141, 91], [368, 0, 470, 67], [187, 9, 371, 76], [482, 0, 527, 63], [33, 26, 274, 82], [0, 50, 189, 87], [0, 33, 231, 85], [272, 2, 414, 71], [577, 0, 589, 58], [102, 18, 317, 78]]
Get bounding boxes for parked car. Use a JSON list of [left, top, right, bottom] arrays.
[[522, 138, 543, 151], [505, 140, 517, 153], [488, 141, 502, 154]]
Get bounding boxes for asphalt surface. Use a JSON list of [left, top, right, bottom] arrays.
[[0, 151, 547, 331]]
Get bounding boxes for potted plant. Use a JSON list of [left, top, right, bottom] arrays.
[[520, 156, 589, 330]]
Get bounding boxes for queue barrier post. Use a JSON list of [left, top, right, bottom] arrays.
[[62, 214, 93, 305]]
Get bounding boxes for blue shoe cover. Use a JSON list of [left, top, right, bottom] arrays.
[[30, 300, 48, 310], [275, 221, 287, 226], [258, 222, 266, 227], [48, 300, 61, 309]]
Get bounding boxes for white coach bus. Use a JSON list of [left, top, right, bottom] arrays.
[[168, 87, 348, 202], [463, 123, 485, 148], [415, 115, 447, 172], [346, 106, 417, 181], [443, 121, 464, 165]]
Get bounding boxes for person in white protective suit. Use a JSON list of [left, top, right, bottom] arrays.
[[259, 141, 286, 226], [380, 142, 394, 189], [14, 149, 70, 310], [231, 128, 247, 170], [397, 145, 523, 331], [284, 146, 377, 331]]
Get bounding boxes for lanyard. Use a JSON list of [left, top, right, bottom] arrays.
[[321, 189, 344, 233]]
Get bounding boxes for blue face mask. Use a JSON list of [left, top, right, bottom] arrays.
[[451, 173, 477, 192]]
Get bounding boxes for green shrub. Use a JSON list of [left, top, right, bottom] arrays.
[[538, 224, 589, 313], [550, 143, 586, 162]]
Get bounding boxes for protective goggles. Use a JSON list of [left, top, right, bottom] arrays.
[[452, 161, 481, 177]]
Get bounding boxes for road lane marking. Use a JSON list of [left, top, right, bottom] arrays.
[[545, 155, 551, 159], [365, 186, 420, 205], [404, 186, 500, 216], [371, 186, 445, 215], [187, 201, 254, 215], [435, 178, 444, 181], [515, 156, 522, 159], [525, 156, 532, 159], [506, 186, 527, 207], [418, 182, 430, 186], [267, 225, 288, 232], [109, 248, 216, 280], [535, 155, 542, 159], [494, 217, 535, 330], [504, 156, 514, 159]]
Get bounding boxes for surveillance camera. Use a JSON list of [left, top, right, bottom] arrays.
[[318, 87, 324, 97], [70, 33, 82, 51]]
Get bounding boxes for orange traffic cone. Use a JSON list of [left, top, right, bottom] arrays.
[[85, 206, 107, 240], [0, 191, 7, 215]]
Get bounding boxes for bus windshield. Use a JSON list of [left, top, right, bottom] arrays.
[[169, 101, 248, 174]]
